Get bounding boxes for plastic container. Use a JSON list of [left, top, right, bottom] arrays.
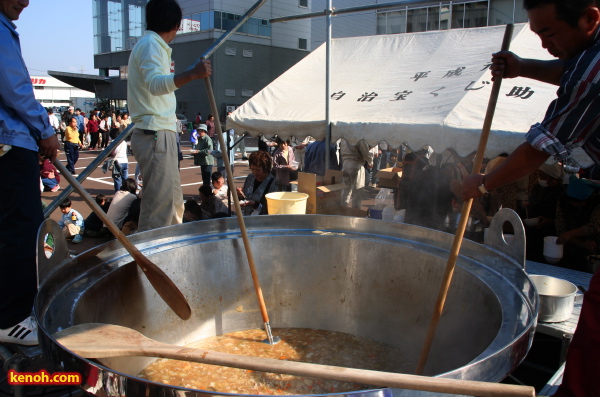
[[382, 205, 396, 221], [543, 236, 564, 264], [265, 192, 308, 215], [374, 188, 394, 210], [394, 209, 406, 223]]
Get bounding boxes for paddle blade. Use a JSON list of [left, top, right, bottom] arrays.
[[54, 323, 151, 358], [130, 255, 192, 320]]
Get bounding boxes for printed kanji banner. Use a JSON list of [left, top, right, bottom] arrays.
[[228, 23, 556, 157]]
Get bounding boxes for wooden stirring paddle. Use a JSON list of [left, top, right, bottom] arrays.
[[54, 323, 534, 397], [54, 160, 191, 320]]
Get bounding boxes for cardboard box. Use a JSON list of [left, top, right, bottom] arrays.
[[298, 170, 347, 214], [375, 167, 402, 189]]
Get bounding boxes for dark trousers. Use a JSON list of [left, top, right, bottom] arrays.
[[201, 165, 212, 187], [0, 147, 43, 328], [64, 141, 79, 173], [101, 130, 109, 148], [90, 132, 99, 149]]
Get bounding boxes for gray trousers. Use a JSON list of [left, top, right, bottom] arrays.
[[130, 129, 183, 232]]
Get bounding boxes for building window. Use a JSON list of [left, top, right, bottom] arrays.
[[243, 49, 253, 57], [377, 0, 500, 34], [377, 9, 407, 34], [440, 5, 451, 30], [452, 3, 465, 28], [241, 90, 254, 97], [225, 47, 237, 56], [427, 6, 440, 31], [464, 2, 488, 28], [299, 38, 308, 50], [407, 7, 427, 32], [225, 89, 236, 97], [299, 0, 308, 8], [93, 0, 144, 55], [213, 11, 270, 36]]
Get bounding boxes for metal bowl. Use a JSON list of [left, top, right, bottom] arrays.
[[530, 275, 578, 322], [36, 212, 537, 397]]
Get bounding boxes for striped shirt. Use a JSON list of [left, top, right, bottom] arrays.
[[525, 28, 600, 167]]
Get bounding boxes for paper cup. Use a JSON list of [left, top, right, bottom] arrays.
[[543, 236, 564, 259], [524, 218, 539, 227]]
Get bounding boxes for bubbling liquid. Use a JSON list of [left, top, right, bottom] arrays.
[[138, 328, 407, 395]]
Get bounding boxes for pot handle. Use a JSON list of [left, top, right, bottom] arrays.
[[37, 218, 72, 288], [484, 208, 526, 268]]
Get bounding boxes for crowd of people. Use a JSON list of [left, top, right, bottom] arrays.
[[47, 106, 132, 177]]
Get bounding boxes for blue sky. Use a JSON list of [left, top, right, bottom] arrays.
[[18, 1, 96, 77]]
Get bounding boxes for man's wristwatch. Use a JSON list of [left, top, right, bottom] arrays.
[[478, 175, 490, 195]]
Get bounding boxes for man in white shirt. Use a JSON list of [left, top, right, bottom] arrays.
[[47, 108, 59, 133], [128, 0, 211, 231]]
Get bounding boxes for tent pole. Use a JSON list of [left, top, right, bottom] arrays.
[[325, 0, 333, 171]]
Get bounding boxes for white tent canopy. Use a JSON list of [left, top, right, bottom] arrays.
[[228, 23, 556, 158]]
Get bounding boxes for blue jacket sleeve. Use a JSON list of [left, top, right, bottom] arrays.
[[0, 27, 54, 141]]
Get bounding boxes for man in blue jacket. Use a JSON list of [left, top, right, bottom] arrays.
[[0, 0, 60, 345]]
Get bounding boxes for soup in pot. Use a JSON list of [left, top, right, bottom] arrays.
[[139, 328, 407, 395]]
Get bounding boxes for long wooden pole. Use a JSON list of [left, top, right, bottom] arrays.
[[204, 77, 279, 344], [54, 160, 192, 320], [415, 24, 514, 375]]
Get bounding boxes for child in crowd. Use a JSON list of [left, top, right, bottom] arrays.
[[211, 171, 230, 210], [64, 116, 82, 175], [190, 129, 198, 150], [39, 154, 60, 192], [84, 194, 110, 237], [199, 184, 228, 219], [58, 198, 84, 243]]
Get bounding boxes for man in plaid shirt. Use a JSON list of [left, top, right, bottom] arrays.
[[462, 1, 600, 396]]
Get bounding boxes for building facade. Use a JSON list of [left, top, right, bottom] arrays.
[[310, 0, 528, 50], [30, 76, 95, 110], [91, 0, 312, 117]]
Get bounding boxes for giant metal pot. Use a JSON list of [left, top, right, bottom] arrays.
[[36, 211, 537, 397]]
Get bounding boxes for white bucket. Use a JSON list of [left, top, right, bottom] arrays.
[[265, 192, 309, 215], [543, 236, 564, 264]]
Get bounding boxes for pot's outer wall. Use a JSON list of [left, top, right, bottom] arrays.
[[36, 215, 538, 397]]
